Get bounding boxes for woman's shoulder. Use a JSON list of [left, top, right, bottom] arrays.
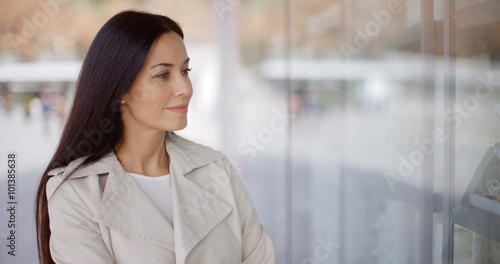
[[46, 156, 84, 197], [46, 154, 110, 201]]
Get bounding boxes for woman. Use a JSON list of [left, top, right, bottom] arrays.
[[35, 10, 277, 264]]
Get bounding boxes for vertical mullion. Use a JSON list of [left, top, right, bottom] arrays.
[[442, 0, 456, 263], [284, 0, 293, 263], [339, 1, 348, 263], [420, 0, 435, 263]]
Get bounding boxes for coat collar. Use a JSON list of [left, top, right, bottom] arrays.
[[47, 132, 232, 263], [48, 132, 225, 180]]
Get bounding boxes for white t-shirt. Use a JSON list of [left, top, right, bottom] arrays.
[[128, 172, 174, 226]]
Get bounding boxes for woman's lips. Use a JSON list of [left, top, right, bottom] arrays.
[[166, 104, 188, 114]]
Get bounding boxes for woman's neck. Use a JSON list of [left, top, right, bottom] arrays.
[[114, 129, 169, 177]]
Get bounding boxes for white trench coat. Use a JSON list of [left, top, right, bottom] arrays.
[[46, 132, 277, 264]]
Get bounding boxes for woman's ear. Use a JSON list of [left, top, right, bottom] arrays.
[[118, 96, 128, 114], [120, 91, 132, 107]]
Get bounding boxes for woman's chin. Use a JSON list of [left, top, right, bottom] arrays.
[[165, 122, 188, 132]]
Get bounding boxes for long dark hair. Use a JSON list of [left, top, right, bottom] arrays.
[[35, 10, 184, 264]]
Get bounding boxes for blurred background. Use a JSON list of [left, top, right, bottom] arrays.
[[1, 0, 500, 263]]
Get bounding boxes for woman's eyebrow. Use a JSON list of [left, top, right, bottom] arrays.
[[150, 57, 190, 69]]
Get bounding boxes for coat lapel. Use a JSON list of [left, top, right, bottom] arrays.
[[170, 167, 233, 263], [165, 133, 233, 263], [92, 152, 176, 251]]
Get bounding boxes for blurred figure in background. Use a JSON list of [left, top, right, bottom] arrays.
[[1, 87, 13, 113]]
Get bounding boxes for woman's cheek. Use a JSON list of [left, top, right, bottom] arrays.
[[129, 88, 146, 101]]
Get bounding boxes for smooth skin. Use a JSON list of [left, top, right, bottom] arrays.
[[114, 32, 193, 177]]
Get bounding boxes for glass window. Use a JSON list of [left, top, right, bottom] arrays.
[[452, 0, 500, 263]]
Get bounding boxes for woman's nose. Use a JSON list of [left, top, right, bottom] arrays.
[[173, 74, 192, 97]]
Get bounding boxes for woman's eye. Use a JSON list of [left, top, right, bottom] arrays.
[[182, 68, 192, 75], [155, 72, 170, 79]]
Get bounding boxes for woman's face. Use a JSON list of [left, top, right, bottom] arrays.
[[120, 32, 193, 133]]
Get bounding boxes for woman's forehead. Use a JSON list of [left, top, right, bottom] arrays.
[[145, 32, 188, 67]]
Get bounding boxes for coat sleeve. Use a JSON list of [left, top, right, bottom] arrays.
[[47, 176, 114, 264], [222, 158, 279, 264]]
